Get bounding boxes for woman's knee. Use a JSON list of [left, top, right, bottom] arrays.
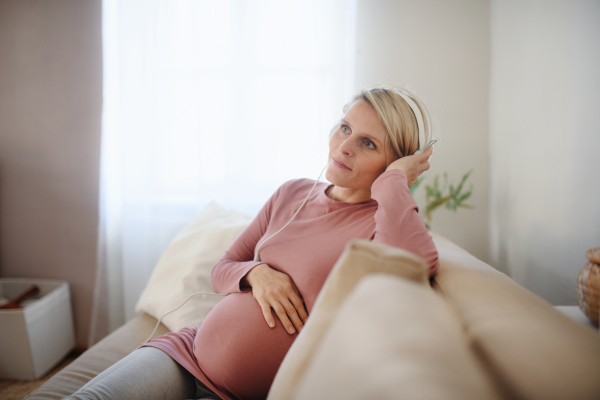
[[66, 347, 196, 400]]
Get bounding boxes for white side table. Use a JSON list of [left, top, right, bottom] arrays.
[[0, 278, 76, 380], [555, 306, 598, 332]]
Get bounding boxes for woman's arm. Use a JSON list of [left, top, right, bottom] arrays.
[[370, 159, 440, 277], [210, 180, 308, 334], [210, 184, 284, 294]]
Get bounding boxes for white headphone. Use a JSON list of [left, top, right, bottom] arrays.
[[395, 92, 428, 154]]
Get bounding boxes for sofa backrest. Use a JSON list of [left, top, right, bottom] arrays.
[[431, 233, 600, 400]]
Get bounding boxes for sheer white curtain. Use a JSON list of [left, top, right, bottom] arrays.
[[90, 0, 357, 346]]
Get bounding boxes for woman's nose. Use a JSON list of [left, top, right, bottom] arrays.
[[338, 137, 355, 157]]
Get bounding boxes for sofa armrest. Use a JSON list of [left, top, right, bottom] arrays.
[[25, 313, 169, 400], [267, 239, 428, 400]]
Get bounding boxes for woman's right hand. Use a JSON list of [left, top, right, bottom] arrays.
[[385, 145, 433, 187], [242, 263, 308, 335]]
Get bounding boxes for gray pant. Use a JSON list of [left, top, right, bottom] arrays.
[[65, 347, 222, 400]]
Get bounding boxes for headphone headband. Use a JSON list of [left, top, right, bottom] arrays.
[[395, 91, 426, 153]]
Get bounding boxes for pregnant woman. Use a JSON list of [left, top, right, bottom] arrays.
[[68, 84, 439, 400]]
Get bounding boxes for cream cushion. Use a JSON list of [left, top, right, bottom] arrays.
[[293, 274, 502, 400], [268, 239, 430, 400], [431, 233, 600, 400], [135, 201, 252, 332]]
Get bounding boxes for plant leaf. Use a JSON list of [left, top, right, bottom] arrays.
[[455, 169, 474, 195], [457, 191, 472, 203]]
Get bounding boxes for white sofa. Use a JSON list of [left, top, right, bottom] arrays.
[[26, 233, 600, 399]]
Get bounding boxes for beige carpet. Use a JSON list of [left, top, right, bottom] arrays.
[[0, 349, 83, 400]]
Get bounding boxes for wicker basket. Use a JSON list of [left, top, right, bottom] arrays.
[[576, 247, 600, 327]]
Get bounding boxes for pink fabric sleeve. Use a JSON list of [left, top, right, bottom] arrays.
[[370, 169, 440, 277], [210, 182, 286, 294]]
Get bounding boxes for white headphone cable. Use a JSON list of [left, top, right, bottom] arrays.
[[253, 163, 328, 262], [145, 291, 227, 343]]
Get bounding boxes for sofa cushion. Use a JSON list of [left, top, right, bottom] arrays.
[[25, 313, 167, 399], [135, 201, 252, 332], [268, 239, 430, 400], [293, 274, 503, 400], [431, 233, 600, 400]]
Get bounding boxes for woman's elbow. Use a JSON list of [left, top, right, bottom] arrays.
[[210, 265, 224, 293], [427, 254, 440, 278]]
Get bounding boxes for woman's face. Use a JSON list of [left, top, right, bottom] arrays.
[[326, 99, 395, 191]]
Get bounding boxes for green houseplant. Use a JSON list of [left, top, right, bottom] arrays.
[[409, 169, 474, 227]]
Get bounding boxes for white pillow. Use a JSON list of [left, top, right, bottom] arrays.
[[135, 200, 253, 332]]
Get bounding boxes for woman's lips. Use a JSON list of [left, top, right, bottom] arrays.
[[333, 157, 351, 171]]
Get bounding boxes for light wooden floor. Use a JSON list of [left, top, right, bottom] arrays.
[[0, 349, 83, 400]]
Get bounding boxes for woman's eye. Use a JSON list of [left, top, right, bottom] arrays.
[[339, 125, 375, 149]]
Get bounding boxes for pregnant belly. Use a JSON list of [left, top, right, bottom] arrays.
[[194, 291, 297, 400]]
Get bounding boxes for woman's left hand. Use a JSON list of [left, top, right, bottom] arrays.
[[385, 146, 433, 187]]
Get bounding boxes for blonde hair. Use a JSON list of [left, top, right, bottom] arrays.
[[330, 84, 433, 166]]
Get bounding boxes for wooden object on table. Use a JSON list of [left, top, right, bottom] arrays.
[[0, 285, 40, 309], [577, 247, 600, 327]]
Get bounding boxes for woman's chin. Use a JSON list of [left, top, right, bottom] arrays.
[[325, 166, 342, 186], [325, 169, 350, 189]]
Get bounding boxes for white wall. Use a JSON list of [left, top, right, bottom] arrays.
[[489, 0, 600, 304], [0, 0, 102, 348], [355, 0, 491, 262]]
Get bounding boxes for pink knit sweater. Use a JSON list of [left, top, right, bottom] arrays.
[[141, 169, 439, 400]]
